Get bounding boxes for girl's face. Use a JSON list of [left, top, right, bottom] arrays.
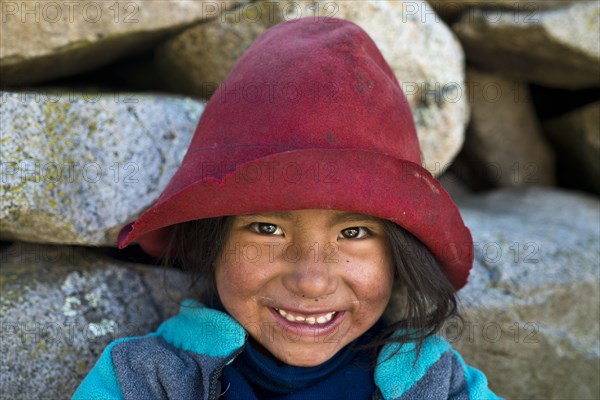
[[215, 209, 394, 367]]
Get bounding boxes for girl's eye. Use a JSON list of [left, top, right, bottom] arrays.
[[338, 227, 370, 239], [249, 222, 284, 235]]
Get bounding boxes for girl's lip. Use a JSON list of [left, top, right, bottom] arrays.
[[268, 307, 346, 338]]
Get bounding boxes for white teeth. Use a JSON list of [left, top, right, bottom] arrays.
[[317, 313, 334, 324], [275, 308, 336, 325]]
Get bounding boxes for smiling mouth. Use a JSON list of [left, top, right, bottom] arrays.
[[274, 308, 337, 325]]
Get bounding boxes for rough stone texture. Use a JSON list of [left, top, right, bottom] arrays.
[[0, 242, 192, 399], [438, 171, 472, 203], [155, 8, 266, 98], [543, 101, 600, 194], [0, 90, 203, 246], [431, 0, 578, 9], [155, 0, 469, 175], [453, 188, 599, 399], [0, 0, 244, 85], [452, 1, 600, 89], [454, 68, 555, 189], [429, 0, 579, 20]]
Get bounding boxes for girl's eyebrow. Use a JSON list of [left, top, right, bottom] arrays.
[[238, 212, 295, 221], [329, 212, 381, 227], [238, 211, 381, 226]]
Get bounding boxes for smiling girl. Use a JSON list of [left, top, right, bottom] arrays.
[[73, 16, 500, 400]]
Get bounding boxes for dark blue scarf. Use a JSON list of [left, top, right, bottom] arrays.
[[221, 321, 384, 400]]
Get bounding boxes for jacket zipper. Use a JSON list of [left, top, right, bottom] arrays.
[[207, 343, 246, 399]]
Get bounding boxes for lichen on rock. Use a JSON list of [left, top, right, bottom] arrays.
[[0, 242, 191, 398], [0, 90, 204, 246]]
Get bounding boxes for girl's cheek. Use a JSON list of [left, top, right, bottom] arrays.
[[217, 260, 267, 298]]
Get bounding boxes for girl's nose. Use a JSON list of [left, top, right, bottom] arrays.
[[281, 242, 338, 299]]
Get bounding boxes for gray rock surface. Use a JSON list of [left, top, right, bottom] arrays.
[[454, 68, 555, 189], [155, 0, 469, 175], [429, 0, 579, 19], [436, 0, 577, 7], [543, 102, 600, 194], [0, 90, 203, 246], [452, 1, 600, 88], [0, 0, 244, 85], [453, 188, 599, 399], [155, 7, 266, 98], [438, 171, 472, 203], [0, 243, 192, 399]]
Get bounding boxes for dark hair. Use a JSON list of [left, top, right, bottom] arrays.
[[371, 220, 460, 359], [164, 216, 232, 305], [163, 215, 460, 359]]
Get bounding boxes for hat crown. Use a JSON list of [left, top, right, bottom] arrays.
[[170, 17, 421, 194]]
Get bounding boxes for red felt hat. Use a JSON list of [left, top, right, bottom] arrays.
[[118, 17, 473, 290]]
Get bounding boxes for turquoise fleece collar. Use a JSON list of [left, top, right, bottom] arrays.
[[157, 299, 247, 359]]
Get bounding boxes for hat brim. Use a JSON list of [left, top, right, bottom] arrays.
[[118, 148, 472, 289]]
